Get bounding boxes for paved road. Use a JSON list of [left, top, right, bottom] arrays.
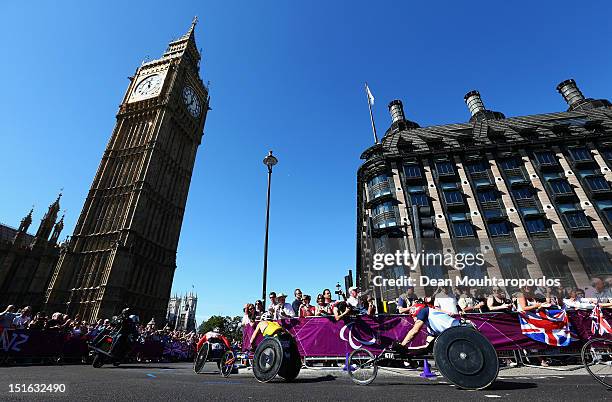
[[0, 362, 608, 401]]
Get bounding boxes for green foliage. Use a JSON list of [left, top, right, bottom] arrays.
[[198, 315, 243, 343]]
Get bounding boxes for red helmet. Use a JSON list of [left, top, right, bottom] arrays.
[[409, 303, 426, 317]]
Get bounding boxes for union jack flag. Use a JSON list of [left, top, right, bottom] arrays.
[[519, 309, 572, 347], [590, 305, 612, 336]]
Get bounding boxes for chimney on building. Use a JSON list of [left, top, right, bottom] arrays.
[[388, 100, 405, 123], [464, 90, 487, 117], [556, 79, 585, 108], [463, 90, 505, 122]]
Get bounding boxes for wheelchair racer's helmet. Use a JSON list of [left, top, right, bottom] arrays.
[[409, 303, 427, 317]]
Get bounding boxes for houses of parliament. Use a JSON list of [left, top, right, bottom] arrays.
[[1, 19, 209, 323]]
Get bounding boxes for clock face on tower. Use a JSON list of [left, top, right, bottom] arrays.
[[182, 86, 201, 117], [134, 74, 162, 98]]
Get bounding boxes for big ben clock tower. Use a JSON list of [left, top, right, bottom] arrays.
[[45, 18, 209, 322]]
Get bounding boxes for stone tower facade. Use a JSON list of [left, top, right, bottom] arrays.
[[45, 19, 209, 323], [166, 292, 197, 332], [0, 196, 65, 311]]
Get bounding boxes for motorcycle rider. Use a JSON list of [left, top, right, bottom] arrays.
[[109, 308, 140, 358]]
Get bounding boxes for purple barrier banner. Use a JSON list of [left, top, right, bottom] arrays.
[[243, 315, 429, 356], [1, 328, 66, 357], [0, 328, 195, 361], [242, 310, 612, 356]]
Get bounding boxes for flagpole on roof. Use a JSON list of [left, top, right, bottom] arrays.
[[365, 82, 379, 144]]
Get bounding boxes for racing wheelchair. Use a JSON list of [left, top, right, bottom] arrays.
[[193, 337, 236, 377], [348, 325, 499, 390]]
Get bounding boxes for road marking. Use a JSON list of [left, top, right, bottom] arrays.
[[146, 374, 157, 378], [485, 395, 501, 398]]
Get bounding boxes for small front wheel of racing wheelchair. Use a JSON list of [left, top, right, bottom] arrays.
[[252, 333, 301, 383], [92, 354, 105, 369], [348, 348, 378, 386], [433, 326, 499, 390], [220, 350, 236, 378], [193, 342, 210, 374]]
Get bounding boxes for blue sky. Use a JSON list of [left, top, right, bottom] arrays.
[[2, 1, 612, 323]]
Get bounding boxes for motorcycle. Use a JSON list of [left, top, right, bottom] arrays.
[[89, 326, 139, 368]]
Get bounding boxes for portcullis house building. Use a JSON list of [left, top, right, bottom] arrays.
[[357, 79, 612, 302]]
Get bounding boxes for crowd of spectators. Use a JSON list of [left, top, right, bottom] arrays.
[[393, 277, 612, 316], [0, 305, 199, 363], [241, 277, 612, 327], [242, 286, 378, 326]]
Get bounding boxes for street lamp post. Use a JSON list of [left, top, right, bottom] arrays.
[[262, 150, 278, 309]]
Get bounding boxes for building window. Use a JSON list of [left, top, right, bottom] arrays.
[[585, 176, 610, 192], [367, 174, 392, 199], [489, 221, 511, 236], [473, 177, 492, 187], [549, 179, 573, 195], [372, 201, 395, 216], [407, 185, 425, 193], [449, 212, 469, 222], [484, 209, 504, 219], [477, 189, 497, 202], [534, 151, 558, 166], [568, 147, 592, 162], [441, 182, 458, 190], [453, 222, 474, 237], [404, 164, 422, 179], [466, 161, 487, 174], [410, 193, 429, 206], [564, 211, 591, 230], [512, 187, 532, 200], [577, 169, 597, 178], [525, 218, 547, 234], [602, 149, 612, 161], [507, 174, 527, 185], [520, 206, 541, 216], [603, 208, 612, 225], [435, 161, 455, 176], [499, 158, 520, 170], [443, 191, 463, 205], [580, 246, 612, 277]]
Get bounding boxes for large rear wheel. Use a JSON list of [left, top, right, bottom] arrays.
[[433, 326, 499, 390], [582, 338, 612, 389], [193, 342, 210, 374], [348, 348, 378, 385], [253, 337, 284, 382]]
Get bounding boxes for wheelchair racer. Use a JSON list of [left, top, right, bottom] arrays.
[[248, 316, 287, 350], [197, 327, 232, 352], [392, 302, 460, 353]]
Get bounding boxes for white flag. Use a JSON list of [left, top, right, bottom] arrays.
[[365, 83, 374, 106]]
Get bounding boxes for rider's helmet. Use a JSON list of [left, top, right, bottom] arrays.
[[409, 303, 427, 317], [129, 314, 140, 324]]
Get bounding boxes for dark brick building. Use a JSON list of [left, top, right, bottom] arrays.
[[357, 79, 612, 302], [0, 196, 65, 311]]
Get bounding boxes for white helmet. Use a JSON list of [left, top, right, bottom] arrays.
[[129, 314, 140, 324]]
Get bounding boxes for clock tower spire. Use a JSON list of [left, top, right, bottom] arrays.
[[45, 21, 210, 323]]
